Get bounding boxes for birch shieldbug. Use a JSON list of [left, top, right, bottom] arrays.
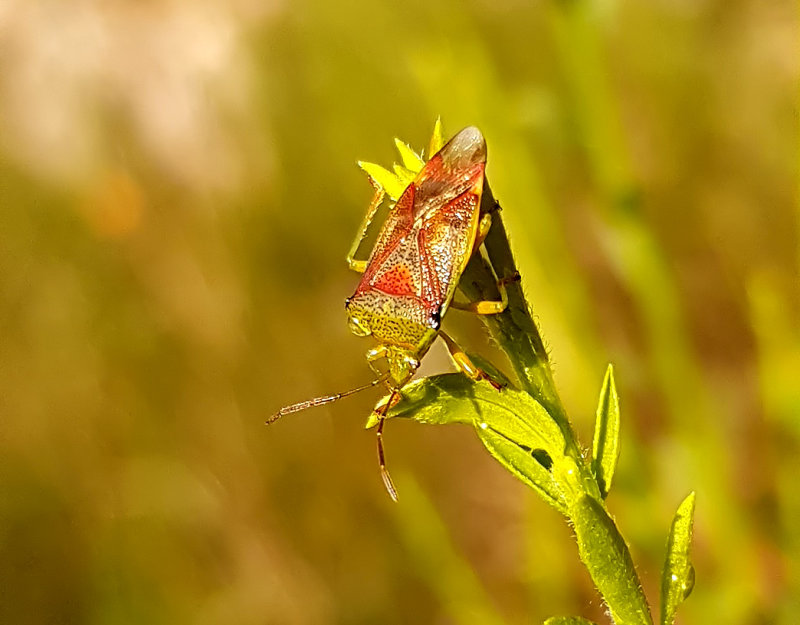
[[269, 123, 514, 500]]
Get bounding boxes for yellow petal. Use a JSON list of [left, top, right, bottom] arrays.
[[358, 161, 406, 200], [393, 163, 416, 187], [428, 117, 444, 156], [394, 138, 425, 173]]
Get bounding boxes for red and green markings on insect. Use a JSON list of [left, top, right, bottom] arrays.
[[269, 123, 515, 500]]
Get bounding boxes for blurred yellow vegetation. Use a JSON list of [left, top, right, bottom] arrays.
[[0, 1, 797, 624]]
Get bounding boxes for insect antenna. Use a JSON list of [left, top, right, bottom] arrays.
[[267, 372, 391, 424]]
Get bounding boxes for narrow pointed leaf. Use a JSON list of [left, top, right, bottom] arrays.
[[366, 373, 569, 513], [592, 364, 620, 498], [428, 117, 444, 156], [478, 423, 565, 513], [358, 161, 406, 200], [366, 374, 485, 429], [544, 617, 598, 625], [394, 138, 425, 172], [365, 355, 511, 428], [368, 374, 564, 457], [660, 492, 696, 625], [572, 495, 653, 625]]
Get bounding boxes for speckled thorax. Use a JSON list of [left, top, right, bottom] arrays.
[[345, 290, 439, 355]]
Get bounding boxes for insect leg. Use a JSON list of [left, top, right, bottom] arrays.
[[455, 211, 521, 315], [365, 345, 391, 382], [346, 179, 385, 273], [374, 388, 401, 501], [364, 345, 400, 500], [471, 213, 493, 254], [438, 330, 504, 390], [449, 271, 520, 315]]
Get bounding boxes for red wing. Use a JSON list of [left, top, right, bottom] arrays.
[[372, 260, 416, 296], [412, 125, 486, 221], [355, 126, 486, 313], [359, 184, 419, 296], [418, 188, 481, 305]]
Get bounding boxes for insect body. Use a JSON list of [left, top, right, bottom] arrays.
[[346, 125, 488, 388], [270, 124, 511, 500]]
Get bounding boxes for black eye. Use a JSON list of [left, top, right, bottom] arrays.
[[430, 309, 441, 329], [345, 297, 351, 309]]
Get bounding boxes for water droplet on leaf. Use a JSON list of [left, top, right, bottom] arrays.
[[682, 565, 696, 600]]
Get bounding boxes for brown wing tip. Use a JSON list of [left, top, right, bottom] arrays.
[[441, 126, 486, 167], [454, 125, 485, 145]]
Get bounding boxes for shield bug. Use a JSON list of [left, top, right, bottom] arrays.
[[269, 123, 514, 500]]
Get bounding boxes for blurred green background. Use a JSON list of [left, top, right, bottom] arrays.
[[1, 1, 797, 624]]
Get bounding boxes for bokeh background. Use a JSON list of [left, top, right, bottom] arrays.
[[1, 1, 797, 623]]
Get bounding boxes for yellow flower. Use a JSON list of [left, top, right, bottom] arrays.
[[357, 118, 444, 201]]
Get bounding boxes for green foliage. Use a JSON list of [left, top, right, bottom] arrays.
[[545, 617, 599, 625], [571, 495, 652, 625], [660, 493, 697, 625], [592, 364, 620, 499], [372, 363, 680, 624], [0, 2, 793, 624], [364, 125, 696, 625], [371, 374, 567, 512]]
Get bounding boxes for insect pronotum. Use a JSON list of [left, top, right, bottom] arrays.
[[269, 124, 514, 500]]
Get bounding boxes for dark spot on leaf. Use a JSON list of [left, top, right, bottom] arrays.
[[531, 449, 553, 470], [515, 443, 553, 471]]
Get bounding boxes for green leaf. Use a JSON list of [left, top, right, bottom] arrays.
[[478, 421, 565, 513], [366, 355, 510, 428], [394, 138, 425, 172], [368, 374, 564, 455], [592, 364, 620, 498], [544, 617, 598, 625], [366, 373, 569, 513], [551, 456, 587, 508], [660, 492, 696, 625], [358, 160, 407, 200], [366, 374, 483, 428], [571, 495, 653, 625]]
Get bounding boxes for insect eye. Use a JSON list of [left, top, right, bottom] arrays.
[[344, 297, 352, 309]]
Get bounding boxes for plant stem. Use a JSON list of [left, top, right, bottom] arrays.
[[457, 183, 652, 623], [463, 188, 568, 432]]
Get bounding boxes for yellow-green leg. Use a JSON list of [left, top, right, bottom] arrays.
[[346, 180, 385, 273], [471, 212, 493, 254], [364, 344, 400, 501], [373, 389, 400, 502], [439, 330, 504, 390], [365, 345, 388, 378], [449, 272, 519, 315]]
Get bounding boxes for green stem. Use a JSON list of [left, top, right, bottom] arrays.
[[457, 183, 652, 623], [461, 186, 572, 447]]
